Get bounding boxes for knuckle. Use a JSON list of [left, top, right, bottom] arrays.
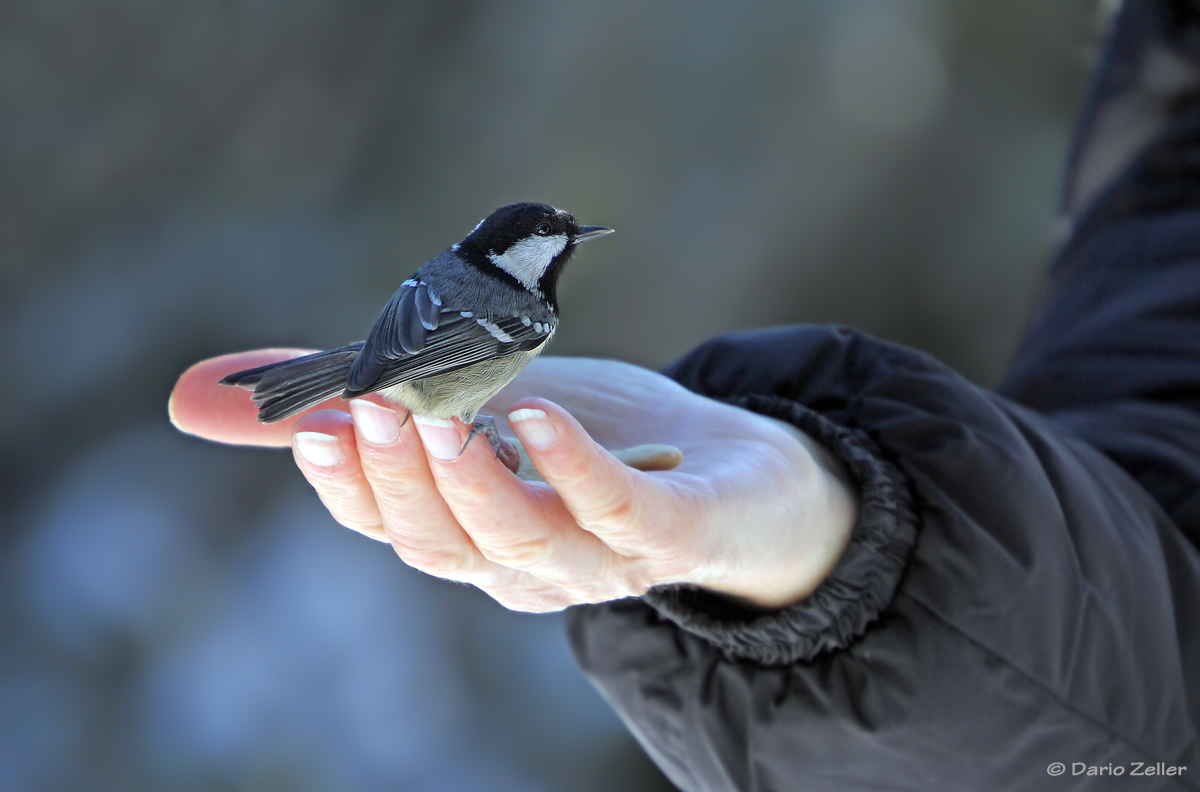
[[314, 487, 380, 532], [491, 588, 571, 613], [477, 535, 554, 571], [368, 468, 428, 503], [329, 512, 382, 535], [389, 539, 473, 580], [579, 483, 641, 531]]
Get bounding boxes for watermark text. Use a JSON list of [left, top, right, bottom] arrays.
[[1046, 762, 1187, 778]]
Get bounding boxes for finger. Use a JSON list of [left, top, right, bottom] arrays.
[[346, 400, 577, 606], [506, 398, 700, 569], [169, 349, 346, 447], [347, 399, 492, 580], [290, 409, 387, 542], [413, 415, 650, 601]]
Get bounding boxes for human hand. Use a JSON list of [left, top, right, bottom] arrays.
[[171, 352, 858, 610]]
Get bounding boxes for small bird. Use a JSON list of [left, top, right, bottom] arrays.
[[220, 202, 613, 463]]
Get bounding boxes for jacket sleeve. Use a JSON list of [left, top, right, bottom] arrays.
[[564, 2, 1200, 787], [640, 376, 918, 666], [997, 0, 1200, 546], [566, 326, 1200, 791]]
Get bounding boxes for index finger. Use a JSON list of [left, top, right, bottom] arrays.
[[168, 349, 347, 447]]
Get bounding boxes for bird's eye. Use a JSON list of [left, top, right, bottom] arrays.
[[534, 222, 552, 236]]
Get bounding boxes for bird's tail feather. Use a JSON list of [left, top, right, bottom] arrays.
[[219, 344, 364, 423]]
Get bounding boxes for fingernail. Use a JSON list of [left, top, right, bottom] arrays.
[[508, 408, 556, 451], [295, 432, 343, 467], [413, 415, 460, 460], [350, 400, 400, 445]]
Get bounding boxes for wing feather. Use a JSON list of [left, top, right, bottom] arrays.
[[415, 283, 440, 330], [394, 284, 422, 354], [345, 292, 553, 398]]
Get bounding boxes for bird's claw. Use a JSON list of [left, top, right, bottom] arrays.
[[460, 415, 520, 475]]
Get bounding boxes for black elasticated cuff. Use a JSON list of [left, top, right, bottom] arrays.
[[641, 394, 918, 665]]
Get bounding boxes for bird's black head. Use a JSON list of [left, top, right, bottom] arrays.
[[454, 202, 613, 311]]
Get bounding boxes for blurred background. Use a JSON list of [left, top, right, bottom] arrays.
[[1, 1, 1106, 789]]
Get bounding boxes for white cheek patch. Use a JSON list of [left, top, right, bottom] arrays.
[[487, 234, 568, 291]]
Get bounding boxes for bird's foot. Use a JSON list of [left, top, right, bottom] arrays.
[[461, 415, 520, 474]]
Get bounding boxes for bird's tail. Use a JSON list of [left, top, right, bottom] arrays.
[[219, 343, 364, 423]]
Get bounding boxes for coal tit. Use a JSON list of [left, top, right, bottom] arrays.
[[220, 202, 613, 460]]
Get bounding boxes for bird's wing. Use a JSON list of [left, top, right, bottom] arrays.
[[345, 278, 554, 396]]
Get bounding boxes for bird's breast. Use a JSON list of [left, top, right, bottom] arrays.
[[377, 348, 544, 423]]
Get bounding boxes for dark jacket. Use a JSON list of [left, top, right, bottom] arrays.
[[566, 2, 1200, 789]]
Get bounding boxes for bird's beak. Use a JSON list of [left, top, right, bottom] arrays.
[[574, 226, 615, 243]]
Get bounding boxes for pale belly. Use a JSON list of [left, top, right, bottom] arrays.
[[376, 349, 542, 423]]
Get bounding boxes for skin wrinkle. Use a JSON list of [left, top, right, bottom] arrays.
[[359, 432, 462, 531], [549, 547, 634, 603], [603, 476, 706, 564], [176, 353, 857, 612], [475, 534, 555, 572], [294, 432, 387, 538], [441, 460, 618, 596], [649, 482, 714, 582], [388, 540, 476, 581], [469, 491, 583, 571], [487, 575, 574, 612], [557, 446, 643, 531], [575, 482, 641, 536]]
